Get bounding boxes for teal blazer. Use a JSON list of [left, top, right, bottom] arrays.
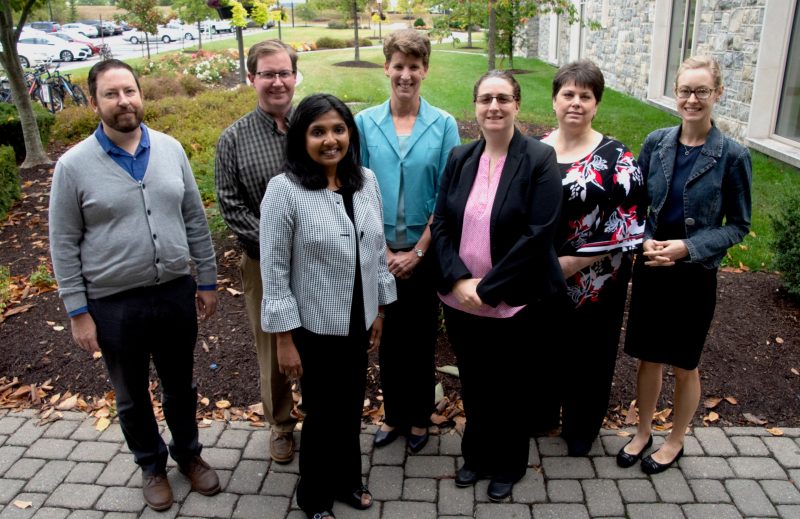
[[355, 97, 460, 245]]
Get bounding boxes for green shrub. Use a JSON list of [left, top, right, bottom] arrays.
[[345, 38, 372, 47], [51, 106, 97, 145], [772, 189, 800, 298], [0, 265, 11, 313], [29, 263, 55, 288], [0, 145, 21, 220], [414, 17, 426, 27], [327, 20, 348, 29], [0, 103, 55, 162], [315, 36, 347, 49]]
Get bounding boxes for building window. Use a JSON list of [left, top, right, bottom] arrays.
[[775, 4, 800, 143], [664, 0, 697, 96]]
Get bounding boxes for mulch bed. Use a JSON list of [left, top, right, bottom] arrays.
[[1, 130, 798, 430]]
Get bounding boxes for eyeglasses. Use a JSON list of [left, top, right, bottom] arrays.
[[474, 94, 517, 105], [254, 70, 294, 81], [676, 87, 714, 100]]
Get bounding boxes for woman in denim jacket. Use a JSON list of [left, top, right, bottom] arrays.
[[616, 56, 752, 474]]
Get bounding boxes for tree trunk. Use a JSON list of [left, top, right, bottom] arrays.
[[197, 20, 203, 49], [352, 0, 360, 62], [0, 41, 50, 167], [236, 26, 246, 84], [487, 0, 496, 70], [145, 33, 151, 60]]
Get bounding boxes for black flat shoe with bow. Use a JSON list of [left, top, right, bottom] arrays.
[[373, 427, 402, 448], [616, 435, 653, 468], [641, 447, 684, 475]]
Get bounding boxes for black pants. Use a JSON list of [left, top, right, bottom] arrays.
[[379, 254, 438, 429], [294, 326, 369, 514], [88, 276, 201, 476], [443, 304, 534, 482]]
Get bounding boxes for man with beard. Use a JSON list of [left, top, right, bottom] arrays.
[[48, 59, 220, 512], [214, 40, 298, 463]]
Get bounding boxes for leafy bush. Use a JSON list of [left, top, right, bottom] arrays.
[[0, 265, 11, 313], [29, 263, 55, 288], [345, 38, 372, 47], [0, 103, 55, 162], [51, 106, 98, 146], [327, 20, 348, 29], [138, 50, 239, 85], [140, 75, 206, 100], [772, 189, 800, 298], [414, 17, 426, 27], [315, 36, 347, 49], [0, 145, 20, 220]]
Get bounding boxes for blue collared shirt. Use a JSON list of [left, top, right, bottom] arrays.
[[94, 122, 151, 182]]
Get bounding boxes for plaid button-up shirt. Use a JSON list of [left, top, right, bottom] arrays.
[[215, 105, 293, 258]]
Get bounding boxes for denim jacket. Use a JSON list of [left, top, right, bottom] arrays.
[[639, 124, 752, 268]]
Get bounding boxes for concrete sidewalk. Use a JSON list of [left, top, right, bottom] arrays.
[[1, 408, 799, 518]]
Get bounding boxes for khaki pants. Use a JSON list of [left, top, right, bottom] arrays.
[[240, 253, 296, 432]]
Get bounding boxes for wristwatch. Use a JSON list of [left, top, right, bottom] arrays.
[[414, 248, 425, 258]]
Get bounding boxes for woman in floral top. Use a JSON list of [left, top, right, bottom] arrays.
[[539, 60, 646, 456]]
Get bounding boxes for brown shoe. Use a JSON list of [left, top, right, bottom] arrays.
[[179, 456, 221, 496], [270, 430, 295, 464], [142, 472, 173, 511]]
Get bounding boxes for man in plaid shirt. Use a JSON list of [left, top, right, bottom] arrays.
[[214, 40, 298, 463]]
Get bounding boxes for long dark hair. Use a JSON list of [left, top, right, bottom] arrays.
[[284, 94, 363, 191]]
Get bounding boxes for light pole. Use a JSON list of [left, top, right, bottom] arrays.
[[377, 0, 382, 40]]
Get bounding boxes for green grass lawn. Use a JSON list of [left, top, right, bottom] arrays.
[[50, 36, 800, 270]]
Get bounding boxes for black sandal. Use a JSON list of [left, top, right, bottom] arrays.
[[338, 484, 373, 510], [308, 511, 335, 519]]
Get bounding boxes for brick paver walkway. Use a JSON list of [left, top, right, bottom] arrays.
[[1, 408, 799, 518]]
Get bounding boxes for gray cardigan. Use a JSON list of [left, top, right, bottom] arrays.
[[260, 169, 397, 336], [49, 128, 217, 314]]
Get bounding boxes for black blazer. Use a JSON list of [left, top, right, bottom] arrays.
[[431, 129, 566, 307]]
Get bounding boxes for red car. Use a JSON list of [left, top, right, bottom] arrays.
[[52, 31, 100, 55]]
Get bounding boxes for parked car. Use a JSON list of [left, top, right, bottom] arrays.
[[123, 25, 199, 44], [61, 22, 99, 38], [18, 34, 91, 62], [200, 18, 233, 33], [79, 20, 115, 37], [29, 21, 61, 33], [1, 42, 55, 68], [245, 18, 275, 29], [117, 21, 134, 32], [52, 31, 100, 55]]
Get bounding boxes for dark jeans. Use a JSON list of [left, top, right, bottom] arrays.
[[294, 326, 369, 514], [443, 304, 535, 482], [379, 253, 438, 429], [88, 275, 201, 476]]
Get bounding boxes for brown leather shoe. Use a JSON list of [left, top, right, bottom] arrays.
[[142, 472, 173, 511], [271, 430, 295, 464], [179, 456, 221, 496]]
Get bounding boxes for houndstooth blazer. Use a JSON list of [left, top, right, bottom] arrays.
[[259, 168, 397, 336]]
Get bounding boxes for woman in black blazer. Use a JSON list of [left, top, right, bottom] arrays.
[[431, 70, 564, 502]]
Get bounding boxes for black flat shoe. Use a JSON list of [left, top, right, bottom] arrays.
[[455, 466, 480, 487], [407, 431, 429, 453], [641, 447, 684, 475], [616, 435, 653, 468], [373, 427, 401, 448], [337, 484, 372, 510], [487, 478, 514, 502]]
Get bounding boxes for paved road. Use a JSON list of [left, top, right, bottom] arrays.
[[1, 408, 799, 518]]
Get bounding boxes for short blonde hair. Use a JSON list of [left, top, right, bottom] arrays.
[[675, 55, 723, 90], [383, 29, 431, 68]]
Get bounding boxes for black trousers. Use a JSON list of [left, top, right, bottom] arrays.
[[379, 254, 438, 429], [443, 304, 534, 482], [294, 326, 369, 514], [88, 276, 201, 476]]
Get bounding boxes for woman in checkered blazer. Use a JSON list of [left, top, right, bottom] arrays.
[[259, 94, 397, 519]]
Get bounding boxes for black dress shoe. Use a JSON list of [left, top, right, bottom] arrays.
[[455, 466, 480, 487], [487, 478, 514, 502], [407, 431, 429, 453], [566, 437, 593, 457], [373, 427, 401, 448], [616, 435, 653, 468], [641, 447, 684, 475]]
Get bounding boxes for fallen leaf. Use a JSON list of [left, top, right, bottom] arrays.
[[3, 303, 34, 318], [743, 412, 768, 425], [52, 325, 64, 331], [215, 400, 231, 409], [436, 365, 460, 377], [56, 394, 78, 410], [624, 400, 638, 425], [12, 500, 32, 509], [654, 407, 672, 423], [705, 411, 720, 422], [434, 383, 444, 405], [95, 417, 111, 432], [201, 340, 209, 353], [776, 337, 785, 345], [225, 287, 243, 296], [767, 427, 784, 436], [724, 396, 738, 405], [792, 368, 799, 376], [616, 431, 631, 437], [199, 397, 210, 406], [704, 397, 722, 409], [92, 351, 103, 360]]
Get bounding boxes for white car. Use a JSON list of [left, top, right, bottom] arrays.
[[200, 18, 232, 34], [0, 42, 54, 68], [123, 25, 199, 44], [61, 22, 100, 38], [17, 34, 91, 62]]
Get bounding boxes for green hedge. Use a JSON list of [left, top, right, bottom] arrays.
[[0, 146, 21, 220], [316, 36, 373, 50], [772, 189, 800, 298], [0, 102, 55, 162]]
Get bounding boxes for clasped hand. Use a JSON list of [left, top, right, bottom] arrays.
[[387, 250, 420, 280], [452, 278, 483, 310], [642, 239, 689, 267]]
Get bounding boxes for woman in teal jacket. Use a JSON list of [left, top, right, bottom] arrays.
[[354, 29, 459, 453]]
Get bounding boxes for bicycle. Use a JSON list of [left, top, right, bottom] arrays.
[[46, 63, 88, 107], [24, 62, 63, 113], [0, 78, 12, 104], [99, 43, 113, 61]]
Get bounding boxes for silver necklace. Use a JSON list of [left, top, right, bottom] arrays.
[[681, 143, 701, 156]]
